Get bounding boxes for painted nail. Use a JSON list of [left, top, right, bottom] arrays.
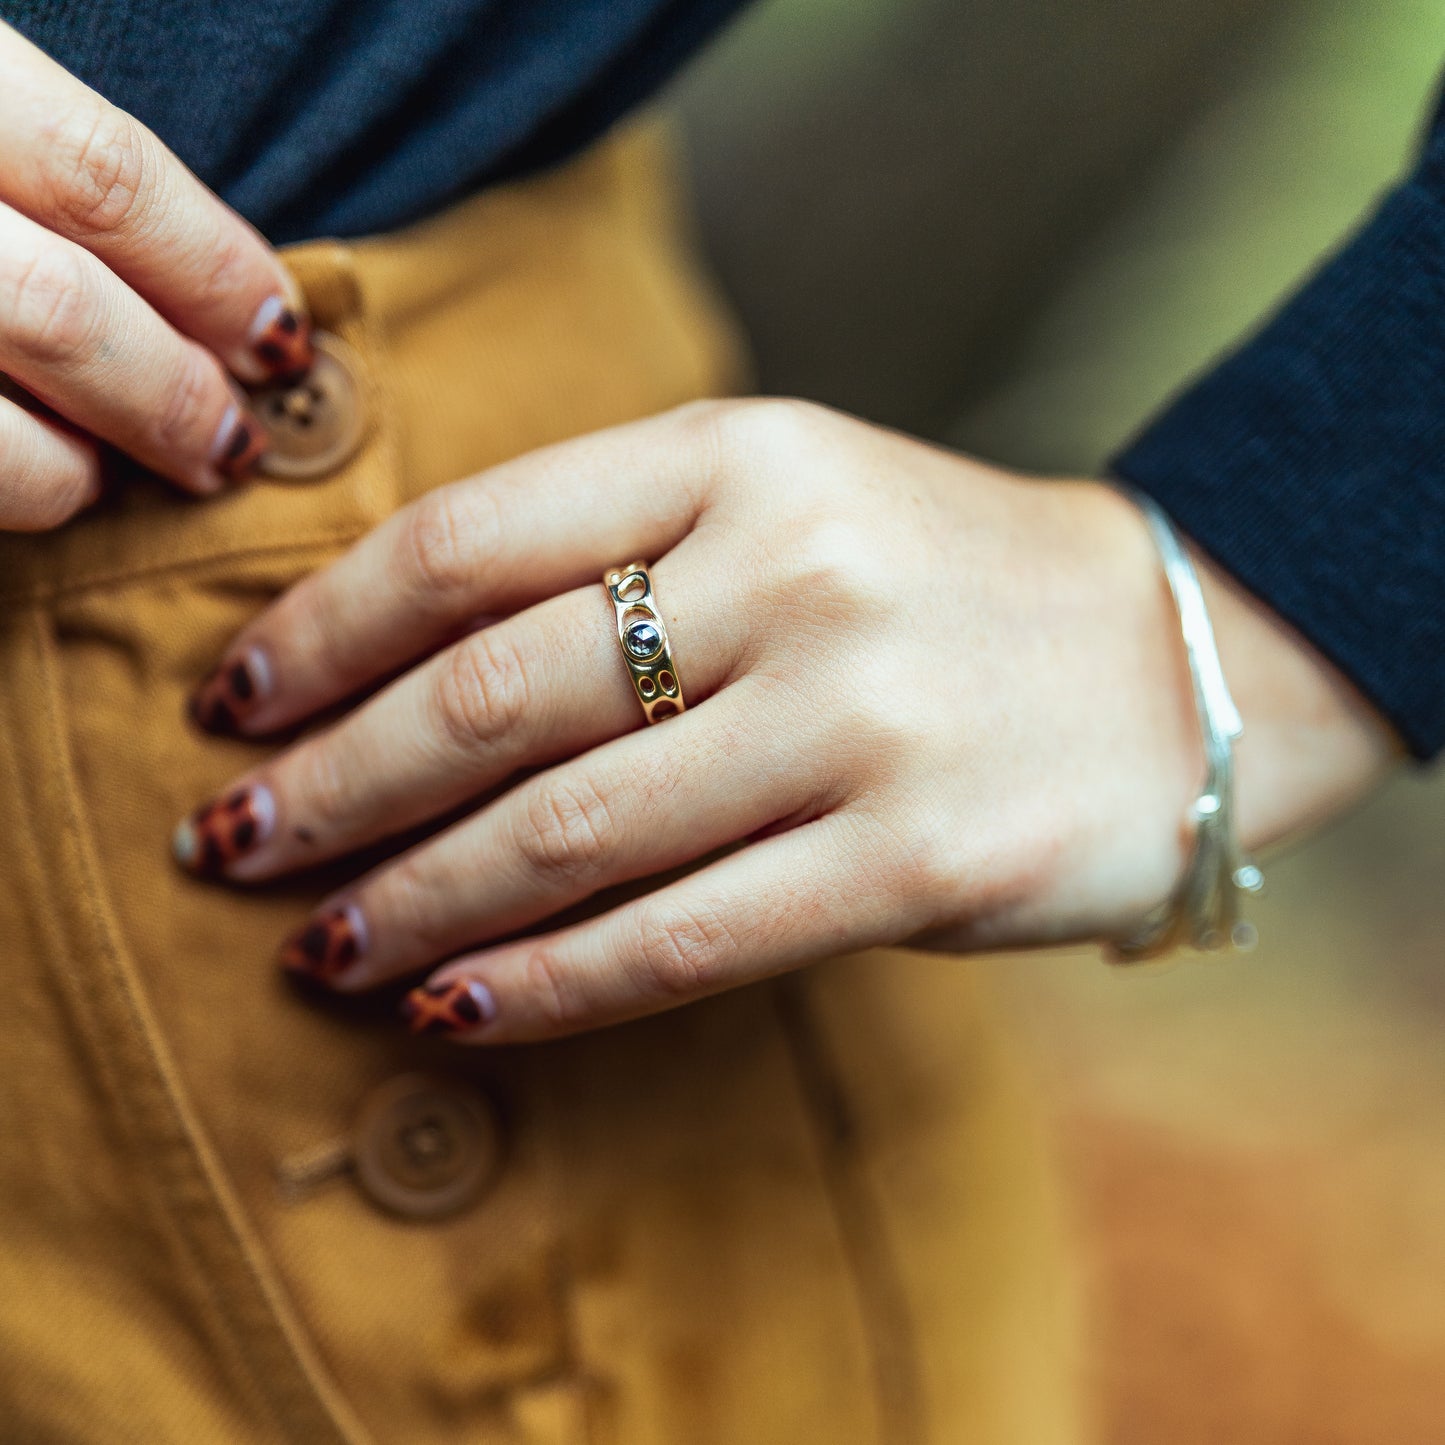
[[190, 644, 272, 734], [210, 405, 269, 482], [279, 903, 368, 983], [401, 977, 497, 1036], [172, 783, 276, 877], [249, 295, 314, 381]]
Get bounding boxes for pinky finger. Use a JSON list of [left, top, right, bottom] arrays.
[[401, 815, 897, 1045], [0, 389, 101, 531]]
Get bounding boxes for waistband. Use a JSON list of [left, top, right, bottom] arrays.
[[0, 121, 745, 605]]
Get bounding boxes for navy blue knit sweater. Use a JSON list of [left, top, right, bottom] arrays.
[[1112, 96, 1445, 760], [3, 3, 1442, 758], [0, 0, 745, 243]]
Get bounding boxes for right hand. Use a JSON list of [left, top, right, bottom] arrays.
[[0, 21, 314, 530], [175, 400, 1390, 1040]]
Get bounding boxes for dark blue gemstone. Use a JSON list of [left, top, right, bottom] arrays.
[[624, 619, 662, 659]]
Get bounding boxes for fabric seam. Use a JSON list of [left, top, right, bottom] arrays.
[[28, 606, 374, 1445], [0, 529, 368, 607], [772, 975, 926, 1445]]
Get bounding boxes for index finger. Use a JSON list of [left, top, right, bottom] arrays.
[[0, 22, 313, 383]]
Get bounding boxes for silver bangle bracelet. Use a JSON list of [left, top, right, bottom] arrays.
[[1106, 488, 1264, 963]]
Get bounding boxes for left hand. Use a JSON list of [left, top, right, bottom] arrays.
[[175, 399, 1392, 1041]]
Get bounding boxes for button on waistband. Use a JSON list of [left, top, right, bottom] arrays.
[[253, 331, 367, 481], [352, 1073, 502, 1220]]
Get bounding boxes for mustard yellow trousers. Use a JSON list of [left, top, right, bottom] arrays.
[[0, 126, 1082, 1445]]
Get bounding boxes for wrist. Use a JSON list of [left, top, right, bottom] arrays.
[[1192, 548, 1399, 854], [1042, 480, 1395, 950]]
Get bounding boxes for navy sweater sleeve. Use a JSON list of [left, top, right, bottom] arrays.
[[1111, 101, 1445, 761]]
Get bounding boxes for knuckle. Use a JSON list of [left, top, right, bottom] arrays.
[[827, 691, 918, 792], [377, 851, 465, 958], [376, 855, 443, 950], [522, 947, 584, 1033], [187, 226, 253, 314], [661, 397, 832, 517], [294, 740, 353, 835], [433, 632, 529, 752], [666, 396, 734, 431], [716, 396, 832, 461], [49, 102, 150, 239], [668, 395, 745, 455], [632, 900, 741, 1000], [2, 242, 100, 367], [846, 685, 912, 752], [517, 778, 618, 888], [771, 515, 880, 629], [791, 515, 868, 586], [398, 485, 500, 607], [892, 830, 962, 915], [154, 348, 223, 453], [858, 803, 962, 920], [286, 571, 351, 675]]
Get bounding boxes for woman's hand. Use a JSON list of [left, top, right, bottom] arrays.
[[0, 22, 312, 530], [176, 399, 1395, 1040]]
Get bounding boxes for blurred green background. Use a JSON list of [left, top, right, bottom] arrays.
[[668, 3, 1445, 1438]]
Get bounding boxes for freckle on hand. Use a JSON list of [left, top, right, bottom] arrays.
[[294, 825, 316, 844]]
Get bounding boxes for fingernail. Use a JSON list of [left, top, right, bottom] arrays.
[[210, 405, 270, 482], [401, 976, 497, 1036], [279, 903, 368, 983], [249, 295, 314, 381], [172, 783, 276, 877], [190, 644, 272, 734]]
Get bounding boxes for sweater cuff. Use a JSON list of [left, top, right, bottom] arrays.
[[1111, 169, 1445, 761]]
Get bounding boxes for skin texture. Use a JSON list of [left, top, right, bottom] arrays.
[[0, 21, 311, 529], [179, 398, 1397, 1042]]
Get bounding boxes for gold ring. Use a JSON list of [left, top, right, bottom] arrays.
[[603, 562, 686, 724]]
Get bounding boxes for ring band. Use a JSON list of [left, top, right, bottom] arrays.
[[603, 561, 686, 724]]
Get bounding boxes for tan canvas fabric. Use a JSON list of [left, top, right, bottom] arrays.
[[0, 123, 1082, 1445]]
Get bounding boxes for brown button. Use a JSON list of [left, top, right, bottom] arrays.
[[352, 1073, 501, 1220], [252, 330, 366, 480]]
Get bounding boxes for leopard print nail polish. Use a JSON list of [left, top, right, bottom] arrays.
[[215, 412, 269, 480], [173, 784, 275, 877], [249, 296, 315, 381], [190, 646, 271, 734], [280, 904, 367, 983], [402, 977, 496, 1036]]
